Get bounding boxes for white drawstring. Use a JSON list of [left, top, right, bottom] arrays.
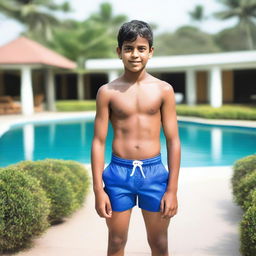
[[130, 160, 145, 178]]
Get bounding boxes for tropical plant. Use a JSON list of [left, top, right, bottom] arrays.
[[48, 2, 127, 67], [0, 0, 71, 42], [154, 26, 220, 55], [214, 0, 256, 50]]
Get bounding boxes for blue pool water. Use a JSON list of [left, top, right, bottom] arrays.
[[0, 118, 255, 167]]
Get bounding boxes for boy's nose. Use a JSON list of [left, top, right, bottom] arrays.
[[131, 50, 139, 57]]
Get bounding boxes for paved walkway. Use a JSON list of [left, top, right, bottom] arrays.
[[5, 165, 242, 256]]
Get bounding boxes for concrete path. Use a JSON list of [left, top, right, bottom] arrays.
[[4, 165, 243, 256]]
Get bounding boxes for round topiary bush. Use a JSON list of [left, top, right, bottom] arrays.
[[233, 170, 256, 210], [240, 192, 256, 256], [232, 154, 256, 194], [41, 159, 89, 210], [0, 168, 50, 252], [49, 159, 90, 206], [14, 161, 75, 224]]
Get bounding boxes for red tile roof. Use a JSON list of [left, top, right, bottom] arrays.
[[0, 37, 76, 69]]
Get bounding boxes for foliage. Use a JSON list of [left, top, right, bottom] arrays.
[[0, 168, 50, 252], [56, 100, 96, 111], [214, 25, 256, 51], [0, 0, 71, 43], [154, 26, 220, 56], [233, 170, 256, 210], [240, 203, 256, 255], [232, 154, 256, 255], [14, 161, 75, 224], [48, 2, 127, 67], [214, 0, 256, 50], [232, 154, 256, 192], [43, 159, 90, 208], [189, 4, 205, 22], [176, 104, 256, 120]]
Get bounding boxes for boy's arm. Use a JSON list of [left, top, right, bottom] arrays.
[[160, 82, 181, 218], [91, 84, 112, 218]]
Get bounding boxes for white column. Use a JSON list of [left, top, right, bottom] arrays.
[[21, 66, 34, 115], [77, 73, 84, 100], [108, 70, 119, 82], [185, 70, 197, 106], [46, 69, 56, 111], [209, 67, 222, 108]]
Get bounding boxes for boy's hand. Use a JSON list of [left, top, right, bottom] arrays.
[[95, 190, 112, 218], [160, 191, 178, 219]]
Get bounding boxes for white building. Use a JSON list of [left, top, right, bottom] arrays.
[[85, 51, 256, 107]]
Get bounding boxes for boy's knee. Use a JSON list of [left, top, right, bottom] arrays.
[[108, 233, 127, 252], [148, 235, 168, 254]]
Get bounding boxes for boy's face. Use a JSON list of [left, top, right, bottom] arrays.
[[117, 36, 154, 73]]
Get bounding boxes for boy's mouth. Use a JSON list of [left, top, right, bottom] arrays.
[[129, 61, 141, 64]]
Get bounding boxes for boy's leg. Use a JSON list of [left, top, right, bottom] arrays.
[[106, 209, 133, 256], [141, 209, 171, 256]]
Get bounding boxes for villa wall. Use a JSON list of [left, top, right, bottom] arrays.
[[197, 71, 208, 103], [0, 71, 4, 96], [222, 70, 234, 103]]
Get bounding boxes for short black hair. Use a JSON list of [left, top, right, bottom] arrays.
[[117, 20, 153, 49]]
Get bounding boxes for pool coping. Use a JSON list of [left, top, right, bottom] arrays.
[[0, 111, 255, 138]]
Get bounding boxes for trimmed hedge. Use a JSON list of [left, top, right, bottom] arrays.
[[240, 201, 256, 255], [232, 155, 256, 192], [234, 170, 256, 210], [0, 159, 90, 253], [176, 104, 256, 120], [14, 161, 76, 224], [56, 100, 96, 111], [52, 159, 90, 206], [0, 168, 50, 252], [232, 154, 256, 255]]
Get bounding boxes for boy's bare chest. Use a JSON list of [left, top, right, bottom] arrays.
[[110, 86, 162, 118]]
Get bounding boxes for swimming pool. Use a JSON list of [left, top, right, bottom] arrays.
[[0, 118, 255, 167]]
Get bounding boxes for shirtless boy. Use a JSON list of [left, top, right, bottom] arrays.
[[91, 20, 181, 256]]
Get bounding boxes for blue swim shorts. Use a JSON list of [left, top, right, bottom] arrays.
[[102, 153, 170, 212]]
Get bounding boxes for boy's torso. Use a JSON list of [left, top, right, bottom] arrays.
[[106, 74, 168, 160]]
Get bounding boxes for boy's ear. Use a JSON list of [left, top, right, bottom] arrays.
[[148, 47, 154, 59], [116, 47, 122, 59]]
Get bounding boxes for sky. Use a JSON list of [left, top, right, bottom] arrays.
[[0, 0, 238, 46]]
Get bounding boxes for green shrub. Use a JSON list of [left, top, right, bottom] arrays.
[[234, 170, 256, 210], [42, 159, 90, 209], [0, 168, 50, 252], [176, 104, 256, 120], [245, 189, 256, 210], [56, 100, 96, 111], [240, 194, 256, 255], [14, 161, 75, 224], [49, 159, 90, 206], [232, 154, 256, 195]]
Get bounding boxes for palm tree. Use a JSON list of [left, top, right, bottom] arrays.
[[49, 3, 128, 69], [89, 2, 127, 35], [214, 0, 256, 50], [0, 0, 71, 42]]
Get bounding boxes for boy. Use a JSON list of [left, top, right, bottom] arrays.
[[91, 20, 181, 256]]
